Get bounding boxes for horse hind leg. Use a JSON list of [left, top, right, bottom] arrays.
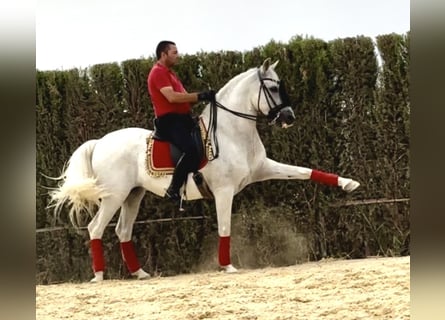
[[115, 187, 150, 280], [87, 195, 125, 282]]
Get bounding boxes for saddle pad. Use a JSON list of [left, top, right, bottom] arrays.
[[147, 139, 175, 175], [145, 118, 210, 177]]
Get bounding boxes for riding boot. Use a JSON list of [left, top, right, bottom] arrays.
[[165, 153, 188, 201]]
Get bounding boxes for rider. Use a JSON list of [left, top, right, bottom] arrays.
[[147, 40, 215, 201]]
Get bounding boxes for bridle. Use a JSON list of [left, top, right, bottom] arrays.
[[256, 69, 292, 125], [206, 67, 292, 160], [211, 68, 291, 123]]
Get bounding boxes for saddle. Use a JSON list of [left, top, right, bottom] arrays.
[[145, 116, 213, 198]]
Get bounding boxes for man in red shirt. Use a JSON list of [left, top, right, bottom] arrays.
[[147, 40, 215, 201]]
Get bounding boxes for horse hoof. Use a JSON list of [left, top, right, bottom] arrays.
[[222, 264, 238, 273], [90, 271, 104, 283], [132, 269, 151, 280], [343, 180, 360, 192]]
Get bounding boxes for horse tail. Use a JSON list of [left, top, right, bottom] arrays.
[[49, 139, 109, 228]]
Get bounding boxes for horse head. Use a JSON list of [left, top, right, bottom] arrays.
[[255, 58, 296, 128]]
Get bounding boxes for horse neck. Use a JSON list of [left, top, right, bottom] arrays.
[[201, 69, 259, 136]]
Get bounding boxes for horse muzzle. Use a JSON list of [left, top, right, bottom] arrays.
[[277, 107, 295, 128]]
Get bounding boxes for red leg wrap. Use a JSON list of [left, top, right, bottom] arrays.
[[218, 236, 231, 266], [310, 169, 339, 186], [90, 239, 105, 272], [120, 241, 140, 273]]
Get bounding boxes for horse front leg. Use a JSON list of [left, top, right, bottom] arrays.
[[213, 186, 238, 273], [254, 158, 360, 192]]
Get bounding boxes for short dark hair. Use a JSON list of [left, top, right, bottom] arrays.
[[155, 41, 176, 60]]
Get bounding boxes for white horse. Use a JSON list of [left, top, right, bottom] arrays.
[[50, 58, 360, 282]]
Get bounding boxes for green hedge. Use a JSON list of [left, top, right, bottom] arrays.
[[36, 33, 410, 283]]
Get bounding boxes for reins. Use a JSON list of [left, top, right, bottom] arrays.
[[214, 101, 258, 121], [205, 100, 258, 161]]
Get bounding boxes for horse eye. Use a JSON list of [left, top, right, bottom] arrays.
[[269, 86, 279, 93]]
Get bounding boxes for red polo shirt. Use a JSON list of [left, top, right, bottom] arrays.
[[147, 62, 191, 117]]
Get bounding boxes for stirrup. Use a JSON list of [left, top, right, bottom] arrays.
[[179, 194, 185, 212], [165, 188, 180, 201], [165, 188, 185, 212]]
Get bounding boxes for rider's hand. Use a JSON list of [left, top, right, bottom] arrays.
[[197, 90, 216, 102]]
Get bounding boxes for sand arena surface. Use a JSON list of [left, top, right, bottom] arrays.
[[36, 256, 409, 320]]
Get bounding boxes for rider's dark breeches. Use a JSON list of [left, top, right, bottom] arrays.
[[156, 113, 199, 189]]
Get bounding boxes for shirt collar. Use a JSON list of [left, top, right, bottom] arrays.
[[156, 62, 172, 72]]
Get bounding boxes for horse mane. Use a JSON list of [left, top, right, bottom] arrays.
[[217, 67, 257, 98]]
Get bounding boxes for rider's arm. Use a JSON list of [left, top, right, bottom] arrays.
[[160, 86, 199, 103]]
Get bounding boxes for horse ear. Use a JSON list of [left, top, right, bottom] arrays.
[[271, 60, 279, 70], [261, 58, 272, 72]]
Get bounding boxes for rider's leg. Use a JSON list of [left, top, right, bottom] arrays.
[[166, 153, 187, 200], [165, 118, 199, 200]]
